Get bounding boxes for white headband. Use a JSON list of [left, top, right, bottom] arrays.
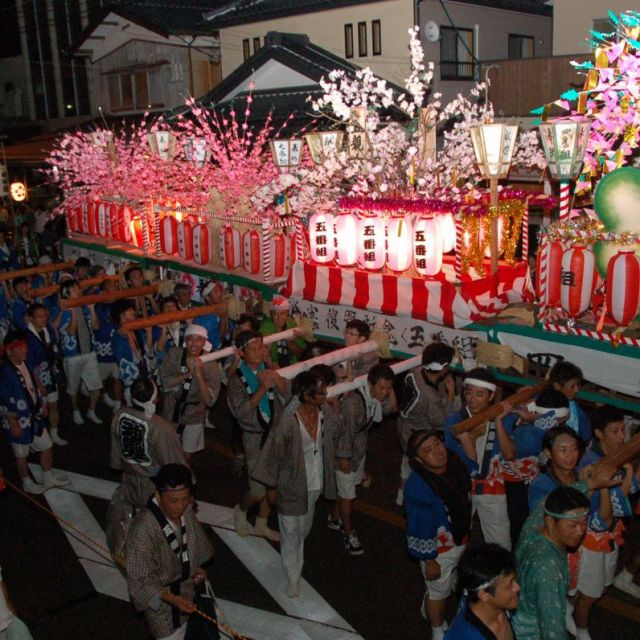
[[423, 359, 453, 372], [132, 382, 158, 418], [527, 402, 569, 420], [202, 281, 222, 300], [185, 324, 212, 352], [464, 378, 497, 392]]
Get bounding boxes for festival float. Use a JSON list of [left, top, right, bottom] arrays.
[[44, 20, 640, 405]]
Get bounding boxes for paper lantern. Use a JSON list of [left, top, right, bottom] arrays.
[[10, 181, 27, 202], [304, 132, 344, 165], [309, 213, 335, 264], [87, 201, 99, 236], [129, 217, 145, 247], [120, 207, 133, 243], [219, 224, 241, 270], [357, 215, 385, 270], [470, 123, 518, 179], [270, 233, 287, 278], [386, 216, 413, 272], [80, 202, 89, 234], [335, 213, 358, 267], [147, 131, 177, 161], [438, 213, 456, 253], [184, 137, 211, 168], [243, 229, 261, 274], [606, 250, 640, 326], [560, 246, 597, 318], [177, 221, 193, 260], [109, 204, 120, 240], [539, 120, 591, 180], [97, 202, 109, 238], [160, 216, 179, 254], [193, 224, 211, 265], [413, 216, 443, 276], [269, 138, 303, 173], [68, 205, 80, 232], [535, 239, 564, 307]]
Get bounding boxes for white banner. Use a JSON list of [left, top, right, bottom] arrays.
[[496, 330, 640, 398], [290, 297, 480, 365]]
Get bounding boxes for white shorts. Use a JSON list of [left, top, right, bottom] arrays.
[[181, 422, 205, 454], [46, 390, 59, 404], [577, 544, 618, 598], [64, 352, 103, 394], [159, 622, 186, 639], [98, 362, 119, 382], [336, 456, 366, 500], [420, 544, 466, 601], [12, 428, 53, 459]]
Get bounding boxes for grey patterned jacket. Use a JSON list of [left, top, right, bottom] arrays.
[[252, 405, 340, 515]]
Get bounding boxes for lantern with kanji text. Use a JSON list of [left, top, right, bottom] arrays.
[[386, 215, 413, 272], [357, 215, 385, 271], [559, 245, 597, 318], [309, 212, 335, 264], [413, 216, 443, 277]]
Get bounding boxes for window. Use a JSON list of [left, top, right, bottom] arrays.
[[107, 69, 164, 112], [253, 37, 260, 54], [358, 21, 367, 57], [344, 24, 353, 58], [508, 34, 534, 59], [372, 20, 381, 56], [440, 26, 475, 80], [242, 38, 250, 61]]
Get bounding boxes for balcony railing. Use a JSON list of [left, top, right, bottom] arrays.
[[440, 60, 476, 81]]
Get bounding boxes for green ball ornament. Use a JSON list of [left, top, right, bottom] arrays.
[[593, 166, 640, 275]]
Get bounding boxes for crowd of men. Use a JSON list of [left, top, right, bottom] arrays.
[[1, 253, 639, 640]]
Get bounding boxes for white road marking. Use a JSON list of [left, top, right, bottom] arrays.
[[29, 466, 362, 639]]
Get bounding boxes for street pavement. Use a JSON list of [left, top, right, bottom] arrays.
[[1, 389, 639, 640]]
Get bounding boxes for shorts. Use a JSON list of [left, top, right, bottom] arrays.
[[46, 390, 59, 404], [98, 362, 119, 382], [158, 622, 186, 639], [420, 544, 466, 601], [12, 428, 53, 458], [181, 422, 205, 454], [64, 352, 103, 395], [243, 431, 266, 498], [577, 544, 618, 598], [336, 456, 366, 500]]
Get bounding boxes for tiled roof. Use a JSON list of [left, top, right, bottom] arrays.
[[205, 0, 551, 29]]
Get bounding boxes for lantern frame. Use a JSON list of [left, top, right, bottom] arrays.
[[147, 131, 177, 161], [538, 119, 591, 180], [304, 131, 344, 165], [469, 122, 518, 179], [184, 137, 211, 168], [269, 138, 304, 173]]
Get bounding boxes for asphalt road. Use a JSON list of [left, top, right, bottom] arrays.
[[1, 388, 639, 640]]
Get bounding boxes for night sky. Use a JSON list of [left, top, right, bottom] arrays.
[[0, 3, 21, 58]]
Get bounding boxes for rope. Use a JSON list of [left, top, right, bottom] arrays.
[[4, 478, 248, 640]]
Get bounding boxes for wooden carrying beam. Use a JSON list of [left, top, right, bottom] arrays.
[[61, 284, 158, 308], [595, 433, 640, 471], [121, 304, 228, 331], [451, 381, 547, 436], [0, 261, 75, 282], [31, 275, 119, 298]]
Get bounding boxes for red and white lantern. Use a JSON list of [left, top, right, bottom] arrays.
[[386, 215, 413, 272], [357, 215, 385, 271], [335, 213, 358, 267], [269, 233, 287, 279], [160, 216, 179, 254], [192, 224, 211, 266], [243, 229, 262, 274], [97, 202, 109, 238], [129, 217, 145, 247], [606, 250, 640, 326], [108, 204, 120, 240], [120, 206, 133, 243], [413, 216, 443, 276], [535, 239, 564, 307], [560, 245, 597, 318], [438, 212, 456, 253], [219, 224, 241, 270], [309, 213, 335, 264], [68, 205, 80, 232], [177, 221, 193, 260]]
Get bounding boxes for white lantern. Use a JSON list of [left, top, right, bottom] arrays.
[[184, 137, 211, 168], [470, 123, 519, 179], [538, 120, 591, 180], [335, 213, 358, 267], [305, 132, 344, 165], [414, 217, 443, 276], [438, 212, 456, 253], [386, 216, 413, 272], [357, 215, 385, 271], [309, 213, 335, 264], [147, 131, 177, 161], [269, 138, 303, 173]]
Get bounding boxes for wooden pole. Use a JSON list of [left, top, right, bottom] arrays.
[[451, 381, 547, 436], [121, 303, 228, 331], [0, 260, 74, 282], [31, 275, 119, 298], [61, 284, 158, 308]]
